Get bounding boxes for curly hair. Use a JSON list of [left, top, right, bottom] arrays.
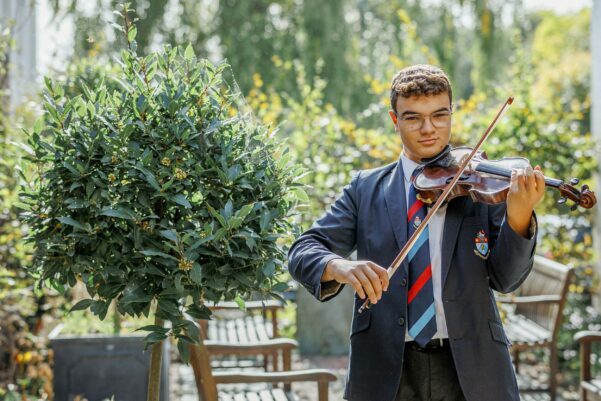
[[390, 64, 453, 114]]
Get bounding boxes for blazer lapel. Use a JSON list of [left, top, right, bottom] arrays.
[[384, 161, 408, 268], [441, 197, 468, 287]]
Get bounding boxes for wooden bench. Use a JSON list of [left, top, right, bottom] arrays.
[[497, 255, 574, 401], [201, 300, 287, 371], [189, 336, 337, 401], [574, 331, 601, 401]]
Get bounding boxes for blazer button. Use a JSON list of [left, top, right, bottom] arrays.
[[398, 317, 405, 326], [401, 278, 407, 287]]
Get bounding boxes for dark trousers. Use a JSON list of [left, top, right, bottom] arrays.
[[395, 340, 467, 401]]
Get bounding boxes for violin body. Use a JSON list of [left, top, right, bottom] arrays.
[[414, 147, 597, 209]]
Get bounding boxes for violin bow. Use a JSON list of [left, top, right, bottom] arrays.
[[358, 96, 514, 314]]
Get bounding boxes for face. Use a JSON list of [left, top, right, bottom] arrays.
[[389, 92, 452, 163]]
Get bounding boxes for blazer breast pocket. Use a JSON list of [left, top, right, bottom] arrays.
[[461, 215, 490, 261], [462, 215, 487, 227]]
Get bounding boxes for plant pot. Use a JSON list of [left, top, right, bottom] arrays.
[[50, 335, 169, 401]]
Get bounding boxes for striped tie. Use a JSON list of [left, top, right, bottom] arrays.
[[407, 173, 437, 346]]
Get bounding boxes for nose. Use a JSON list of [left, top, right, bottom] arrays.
[[420, 115, 436, 134]]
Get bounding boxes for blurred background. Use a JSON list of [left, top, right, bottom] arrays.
[[1, 0, 599, 400]]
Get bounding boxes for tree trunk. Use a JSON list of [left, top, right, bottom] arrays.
[[146, 316, 164, 401], [189, 324, 218, 401]]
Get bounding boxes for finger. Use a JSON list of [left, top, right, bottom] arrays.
[[362, 264, 383, 300], [534, 168, 545, 197], [510, 169, 519, 193], [517, 168, 527, 191], [368, 262, 389, 291], [525, 165, 535, 192], [354, 270, 378, 304], [348, 275, 366, 300]]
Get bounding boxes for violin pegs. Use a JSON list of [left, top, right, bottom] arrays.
[[570, 178, 580, 185], [557, 197, 567, 205], [581, 184, 590, 191], [571, 203, 579, 211]]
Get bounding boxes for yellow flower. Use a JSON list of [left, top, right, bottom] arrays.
[[252, 73, 264, 89], [178, 258, 193, 271], [161, 157, 171, 167], [108, 173, 117, 183], [175, 168, 187, 180], [271, 55, 282, 67], [137, 220, 151, 232], [397, 9, 411, 25]]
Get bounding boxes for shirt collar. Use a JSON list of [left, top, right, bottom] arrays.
[[400, 152, 420, 183]]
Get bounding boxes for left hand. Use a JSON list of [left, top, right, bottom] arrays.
[[506, 165, 545, 237]]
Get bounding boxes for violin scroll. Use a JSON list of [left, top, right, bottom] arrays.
[[557, 182, 597, 210]]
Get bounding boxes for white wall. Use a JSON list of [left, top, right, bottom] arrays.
[[1, 0, 37, 109]]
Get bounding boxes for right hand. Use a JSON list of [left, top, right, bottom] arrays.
[[322, 259, 389, 304]]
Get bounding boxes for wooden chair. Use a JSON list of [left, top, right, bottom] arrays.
[[189, 338, 337, 401], [200, 300, 287, 371], [574, 331, 601, 401], [204, 300, 284, 342], [497, 255, 574, 401]]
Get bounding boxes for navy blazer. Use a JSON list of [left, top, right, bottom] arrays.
[[288, 159, 537, 401]]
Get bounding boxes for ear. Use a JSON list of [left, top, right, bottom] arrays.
[[389, 110, 398, 125]]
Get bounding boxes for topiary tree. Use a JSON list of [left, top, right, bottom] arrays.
[[19, 4, 304, 401]]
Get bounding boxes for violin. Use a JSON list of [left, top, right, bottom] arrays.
[[413, 146, 597, 210]]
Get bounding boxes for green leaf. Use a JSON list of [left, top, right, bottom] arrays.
[[135, 166, 161, 191], [235, 203, 255, 220], [159, 229, 178, 242], [259, 210, 272, 232], [57, 216, 88, 231], [271, 282, 290, 293], [69, 299, 93, 312], [291, 187, 310, 203], [173, 194, 192, 208], [190, 262, 202, 284], [128, 25, 137, 42], [158, 299, 180, 316], [100, 207, 136, 220], [33, 118, 44, 135], [136, 325, 170, 334], [140, 249, 178, 260], [144, 331, 167, 345], [186, 303, 212, 320], [262, 260, 276, 277], [184, 43, 195, 61], [224, 200, 233, 219], [234, 295, 246, 311], [177, 339, 190, 364], [206, 204, 227, 227]]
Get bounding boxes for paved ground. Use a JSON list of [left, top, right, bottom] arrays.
[[169, 353, 576, 401]]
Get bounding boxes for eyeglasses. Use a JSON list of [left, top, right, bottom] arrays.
[[397, 110, 452, 131]]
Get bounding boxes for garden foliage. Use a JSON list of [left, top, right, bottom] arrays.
[[19, 6, 304, 358]]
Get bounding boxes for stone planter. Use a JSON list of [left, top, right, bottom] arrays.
[[50, 335, 169, 401]]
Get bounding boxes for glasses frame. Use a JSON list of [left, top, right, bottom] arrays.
[[395, 107, 453, 132]]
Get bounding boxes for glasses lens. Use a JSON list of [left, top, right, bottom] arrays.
[[432, 113, 451, 128]]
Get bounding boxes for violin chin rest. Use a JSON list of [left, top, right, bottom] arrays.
[[420, 145, 454, 168]]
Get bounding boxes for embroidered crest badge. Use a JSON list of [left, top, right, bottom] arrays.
[[474, 229, 490, 259], [413, 216, 422, 229]]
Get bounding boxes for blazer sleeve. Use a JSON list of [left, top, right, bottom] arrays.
[[287, 172, 361, 301], [486, 203, 538, 293]]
